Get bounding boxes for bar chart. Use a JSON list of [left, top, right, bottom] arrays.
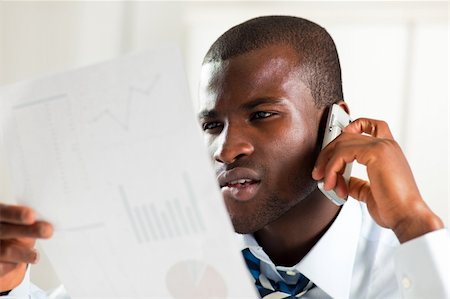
[[119, 173, 206, 243]]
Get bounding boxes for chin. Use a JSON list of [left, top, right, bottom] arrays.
[[229, 211, 273, 235], [225, 192, 300, 235], [232, 224, 256, 235], [229, 214, 259, 234]]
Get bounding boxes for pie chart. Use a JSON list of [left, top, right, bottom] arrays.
[[166, 260, 228, 298]]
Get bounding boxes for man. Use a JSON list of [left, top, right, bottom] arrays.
[[1, 16, 448, 298], [197, 16, 448, 298]]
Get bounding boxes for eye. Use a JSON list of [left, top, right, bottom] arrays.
[[202, 121, 223, 131], [250, 111, 275, 120]]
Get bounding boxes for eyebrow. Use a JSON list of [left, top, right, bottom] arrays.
[[198, 97, 285, 120], [240, 97, 285, 110], [198, 109, 218, 120]]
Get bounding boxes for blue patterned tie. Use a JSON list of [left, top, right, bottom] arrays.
[[242, 248, 314, 298]]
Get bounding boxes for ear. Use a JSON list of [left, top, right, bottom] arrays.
[[336, 100, 350, 115]]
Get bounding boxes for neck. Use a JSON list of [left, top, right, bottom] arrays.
[[253, 188, 341, 266]]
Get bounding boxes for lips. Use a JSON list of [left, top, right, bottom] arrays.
[[217, 168, 261, 202]]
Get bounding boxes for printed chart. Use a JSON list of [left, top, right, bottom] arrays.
[[0, 47, 257, 298]]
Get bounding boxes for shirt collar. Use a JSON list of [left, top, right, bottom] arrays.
[[238, 197, 362, 299]]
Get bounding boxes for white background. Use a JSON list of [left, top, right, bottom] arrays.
[[0, 1, 448, 292]]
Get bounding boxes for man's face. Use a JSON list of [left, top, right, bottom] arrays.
[[198, 44, 324, 234]]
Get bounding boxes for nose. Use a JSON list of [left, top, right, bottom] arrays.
[[213, 124, 254, 164]]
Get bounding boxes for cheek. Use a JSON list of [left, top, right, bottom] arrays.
[[265, 122, 318, 191], [270, 119, 318, 162], [273, 133, 317, 172]]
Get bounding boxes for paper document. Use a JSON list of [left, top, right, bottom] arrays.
[[0, 46, 257, 298]]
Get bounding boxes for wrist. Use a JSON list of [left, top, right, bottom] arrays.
[[393, 202, 444, 243]]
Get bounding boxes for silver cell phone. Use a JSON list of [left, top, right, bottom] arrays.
[[317, 104, 352, 206]]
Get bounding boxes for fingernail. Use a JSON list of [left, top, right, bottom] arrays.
[[312, 166, 318, 179], [323, 181, 332, 191]]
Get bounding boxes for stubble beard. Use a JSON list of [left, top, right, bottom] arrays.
[[230, 176, 318, 234]]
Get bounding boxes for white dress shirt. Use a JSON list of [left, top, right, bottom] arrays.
[[3, 198, 449, 299], [239, 197, 450, 298]]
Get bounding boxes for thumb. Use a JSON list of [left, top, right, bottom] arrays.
[[348, 177, 373, 203]]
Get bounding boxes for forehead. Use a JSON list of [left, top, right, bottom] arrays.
[[199, 45, 303, 111]]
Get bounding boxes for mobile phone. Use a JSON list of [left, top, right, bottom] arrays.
[[317, 104, 352, 206]]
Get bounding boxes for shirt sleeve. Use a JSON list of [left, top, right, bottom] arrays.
[[1, 266, 47, 299], [395, 228, 449, 299]]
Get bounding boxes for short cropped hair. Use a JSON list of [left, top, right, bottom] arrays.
[[203, 16, 344, 108]]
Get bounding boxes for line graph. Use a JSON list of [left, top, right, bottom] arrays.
[[88, 74, 160, 131]]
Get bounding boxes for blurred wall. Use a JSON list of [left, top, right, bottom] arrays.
[[0, 1, 448, 292]]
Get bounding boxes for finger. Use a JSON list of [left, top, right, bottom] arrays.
[[343, 118, 394, 139], [0, 204, 35, 224], [0, 221, 53, 239], [348, 177, 373, 203], [312, 164, 325, 181], [313, 134, 371, 180], [13, 237, 36, 247], [0, 241, 39, 264], [322, 145, 356, 190], [318, 136, 398, 173], [5, 237, 36, 249], [334, 175, 349, 199]]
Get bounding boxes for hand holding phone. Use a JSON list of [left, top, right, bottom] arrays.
[[317, 104, 352, 206]]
